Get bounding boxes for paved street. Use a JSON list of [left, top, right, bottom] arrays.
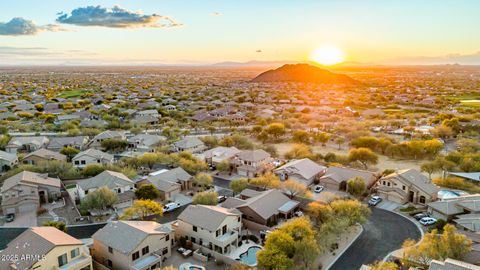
[[329, 207, 421, 270]]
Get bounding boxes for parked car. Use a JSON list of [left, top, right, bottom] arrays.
[[5, 213, 15, 222], [368, 196, 382, 206], [414, 213, 429, 220], [164, 202, 181, 212], [419, 217, 437, 226], [314, 185, 324, 193], [294, 211, 304, 217], [217, 195, 227, 203]]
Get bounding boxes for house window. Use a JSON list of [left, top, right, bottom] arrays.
[[165, 235, 170, 241], [383, 181, 386, 185], [107, 260, 112, 268], [402, 185, 406, 190], [85, 190, 89, 195], [108, 246, 113, 253], [74, 160, 80, 165], [162, 247, 168, 255], [216, 229, 220, 237], [142, 246, 149, 255], [71, 248, 79, 258], [81, 160, 86, 165], [58, 253, 68, 267], [191, 237, 196, 243], [97, 159, 101, 163], [387, 182, 391, 187], [419, 196, 426, 204], [222, 225, 227, 235], [132, 251, 140, 261], [193, 226, 197, 232]]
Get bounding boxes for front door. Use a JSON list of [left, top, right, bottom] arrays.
[[39, 190, 46, 204], [408, 191, 414, 202]]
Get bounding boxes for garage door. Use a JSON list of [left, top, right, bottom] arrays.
[[18, 203, 37, 213], [5, 208, 16, 214], [386, 193, 404, 204]]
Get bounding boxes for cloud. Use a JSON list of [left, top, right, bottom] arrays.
[[210, 12, 222, 16], [0, 17, 64, 36], [56, 5, 182, 28]]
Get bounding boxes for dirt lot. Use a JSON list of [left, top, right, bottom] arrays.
[[274, 142, 441, 178]]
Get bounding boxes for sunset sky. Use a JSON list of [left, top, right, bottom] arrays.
[[1, 0, 480, 65]]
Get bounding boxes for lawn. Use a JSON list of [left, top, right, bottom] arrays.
[[57, 89, 88, 98]]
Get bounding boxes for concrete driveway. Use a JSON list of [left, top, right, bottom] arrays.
[[329, 207, 421, 270], [376, 200, 403, 211], [2, 211, 37, 227]]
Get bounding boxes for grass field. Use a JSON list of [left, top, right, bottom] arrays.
[[58, 89, 88, 98]]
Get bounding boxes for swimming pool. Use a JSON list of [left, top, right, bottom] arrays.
[[438, 189, 467, 200], [239, 246, 261, 266]]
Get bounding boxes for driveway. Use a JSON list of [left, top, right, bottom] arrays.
[[376, 200, 403, 211], [2, 211, 37, 227], [329, 207, 421, 270]]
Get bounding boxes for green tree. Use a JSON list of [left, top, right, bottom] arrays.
[[135, 184, 160, 200], [347, 177, 366, 196], [43, 221, 67, 232], [284, 144, 313, 160], [230, 178, 249, 195], [60, 146, 80, 161], [193, 172, 213, 190], [282, 179, 308, 198], [314, 132, 330, 146], [192, 191, 218, 205], [421, 161, 439, 180], [216, 160, 230, 173], [250, 173, 281, 190], [265, 123, 286, 141], [292, 130, 310, 144], [80, 186, 118, 211], [402, 224, 472, 269], [121, 199, 163, 220], [137, 153, 159, 170], [348, 147, 378, 169], [369, 261, 398, 270], [82, 164, 105, 177], [335, 137, 345, 150]]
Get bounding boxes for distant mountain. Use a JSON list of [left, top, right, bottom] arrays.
[[251, 63, 358, 84], [212, 60, 301, 67]]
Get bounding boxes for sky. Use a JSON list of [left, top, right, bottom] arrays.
[[1, 0, 480, 65]]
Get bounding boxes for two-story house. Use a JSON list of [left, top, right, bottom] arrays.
[[0, 171, 61, 214], [85, 131, 126, 150], [376, 169, 439, 205], [174, 205, 242, 255], [0, 226, 92, 270], [202, 146, 241, 167], [72, 149, 114, 168], [127, 134, 165, 153], [5, 136, 49, 154], [92, 221, 174, 270], [231, 149, 275, 178], [74, 170, 135, 208]]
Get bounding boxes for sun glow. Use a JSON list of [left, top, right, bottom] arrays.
[[311, 46, 345, 65]]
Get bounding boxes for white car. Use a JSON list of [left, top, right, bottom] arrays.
[[368, 196, 382, 206], [314, 185, 324, 193], [163, 202, 181, 212], [419, 217, 437, 226]]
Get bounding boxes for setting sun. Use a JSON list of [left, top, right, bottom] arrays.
[[311, 46, 345, 65]]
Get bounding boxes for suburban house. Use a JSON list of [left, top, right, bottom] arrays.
[[376, 169, 439, 205], [319, 166, 377, 191], [5, 136, 49, 154], [127, 133, 165, 153], [144, 167, 193, 201], [222, 189, 300, 226], [22, 148, 67, 165], [274, 158, 327, 186], [92, 221, 174, 270], [427, 194, 480, 231], [173, 205, 242, 255], [86, 130, 126, 150], [231, 149, 275, 178], [428, 258, 480, 270], [47, 136, 88, 151], [172, 137, 206, 153], [0, 150, 18, 171], [0, 227, 93, 270], [0, 171, 61, 214], [447, 172, 480, 184], [54, 114, 81, 125], [72, 149, 114, 168], [135, 109, 160, 118], [74, 170, 135, 207], [202, 146, 241, 166]]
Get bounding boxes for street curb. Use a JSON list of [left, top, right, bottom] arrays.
[[325, 223, 364, 270], [381, 210, 425, 262]]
